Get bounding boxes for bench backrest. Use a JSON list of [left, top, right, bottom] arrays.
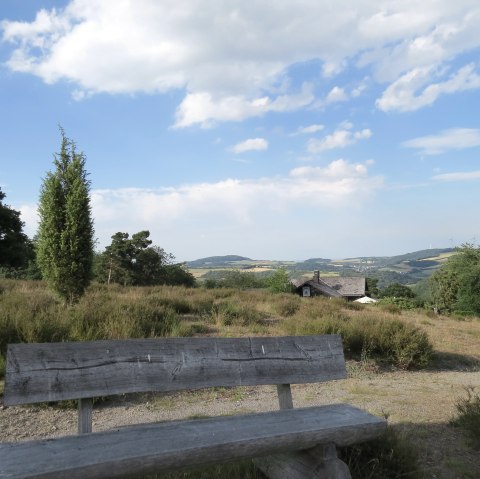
[[5, 335, 346, 405]]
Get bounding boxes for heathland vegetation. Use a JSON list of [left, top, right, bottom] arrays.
[[0, 280, 435, 376]]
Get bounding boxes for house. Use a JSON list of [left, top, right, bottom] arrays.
[[291, 270, 366, 300]]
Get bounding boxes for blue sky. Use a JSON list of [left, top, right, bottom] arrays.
[[1, 1, 480, 261]]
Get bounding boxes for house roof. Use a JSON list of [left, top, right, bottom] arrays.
[[291, 278, 343, 297], [320, 277, 366, 297], [291, 276, 366, 298]]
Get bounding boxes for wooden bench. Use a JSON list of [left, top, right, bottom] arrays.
[[0, 335, 386, 479]]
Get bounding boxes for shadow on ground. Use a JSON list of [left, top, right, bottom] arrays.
[[429, 351, 480, 372]]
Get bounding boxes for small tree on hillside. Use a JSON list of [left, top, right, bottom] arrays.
[[96, 230, 195, 287], [430, 243, 480, 315], [267, 268, 292, 293], [37, 130, 94, 304]]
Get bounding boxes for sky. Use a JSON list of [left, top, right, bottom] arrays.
[[1, 0, 480, 262]]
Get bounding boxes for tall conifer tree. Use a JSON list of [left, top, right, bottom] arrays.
[[37, 129, 94, 303]]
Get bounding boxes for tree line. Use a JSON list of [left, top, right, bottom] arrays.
[[0, 130, 194, 303]]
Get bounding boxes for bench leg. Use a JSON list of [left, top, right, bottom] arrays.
[[78, 397, 93, 434], [253, 443, 351, 479]]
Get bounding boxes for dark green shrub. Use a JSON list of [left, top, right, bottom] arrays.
[[379, 283, 415, 299], [378, 297, 417, 310]]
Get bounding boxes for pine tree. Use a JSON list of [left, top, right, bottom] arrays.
[[37, 130, 94, 304]]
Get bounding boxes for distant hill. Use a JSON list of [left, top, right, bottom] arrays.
[[303, 258, 331, 263], [187, 255, 252, 268], [187, 248, 455, 287], [374, 248, 454, 268]]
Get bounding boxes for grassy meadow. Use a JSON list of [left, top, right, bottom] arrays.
[[1, 279, 479, 478]]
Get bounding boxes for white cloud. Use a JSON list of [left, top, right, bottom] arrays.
[[326, 86, 348, 103], [18, 159, 381, 252], [432, 170, 480, 181], [86, 159, 382, 249], [354, 129, 373, 140], [307, 125, 372, 153], [231, 138, 268, 154], [290, 159, 368, 179], [18, 204, 39, 239], [377, 63, 480, 112], [3, 1, 480, 123], [292, 124, 324, 136], [173, 84, 314, 128], [403, 128, 480, 155]]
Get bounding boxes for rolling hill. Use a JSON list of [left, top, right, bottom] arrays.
[[187, 248, 455, 286]]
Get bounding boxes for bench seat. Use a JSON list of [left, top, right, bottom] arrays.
[[0, 404, 385, 479]]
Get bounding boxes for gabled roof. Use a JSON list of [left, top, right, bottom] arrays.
[[320, 277, 366, 297], [291, 278, 343, 297]]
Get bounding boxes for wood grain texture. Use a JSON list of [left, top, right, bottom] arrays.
[[4, 335, 346, 405], [0, 404, 386, 479], [276, 384, 293, 410], [78, 398, 93, 434]]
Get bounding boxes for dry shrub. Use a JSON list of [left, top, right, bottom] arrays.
[[273, 294, 301, 317], [211, 299, 265, 326], [283, 309, 433, 369], [450, 386, 480, 449]]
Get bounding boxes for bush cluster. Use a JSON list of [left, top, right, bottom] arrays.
[[283, 311, 433, 369]]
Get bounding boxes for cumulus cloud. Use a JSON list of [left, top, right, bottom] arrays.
[[432, 170, 480, 181], [18, 204, 39, 239], [377, 63, 480, 112], [3, 1, 480, 123], [403, 128, 480, 155], [307, 124, 372, 153], [87, 159, 382, 247], [230, 138, 268, 154], [326, 86, 348, 103], [173, 84, 314, 128], [292, 124, 324, 136]]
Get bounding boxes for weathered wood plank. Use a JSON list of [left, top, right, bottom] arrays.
[[4, 335, 346, 405], [78, 398, 93, 434], [0, 404, 386, 479], [276, 384, 293, 410]]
